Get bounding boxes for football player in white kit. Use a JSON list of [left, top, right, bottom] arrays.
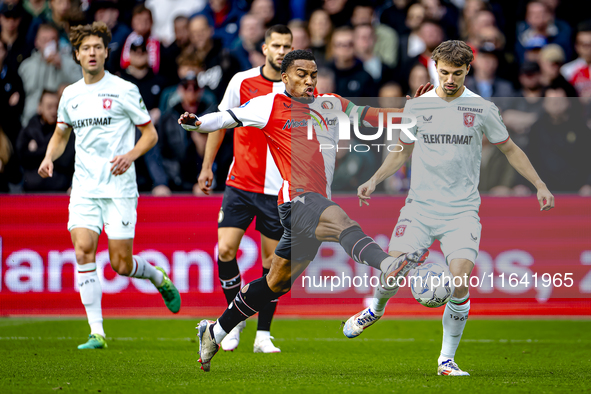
[[38, 22, 181, 349], [343, 40, 555, 376]]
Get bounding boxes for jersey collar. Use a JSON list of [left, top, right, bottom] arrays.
[[260, 65, 282, 83]]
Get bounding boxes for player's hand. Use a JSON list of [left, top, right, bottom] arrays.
[[406, 82, 434, 100], [38, 157, 54, 178], [357, 179, 376, 207], [178, 112, 201, 127], [110, 153, 134, 176], [537, 187, 555, 211], [198, 167, 214, 195], [193, 182, 206, 196]]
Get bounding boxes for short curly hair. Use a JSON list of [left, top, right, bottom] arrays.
[[69, 21, 112, 65], [431, 40, 474, 68], [280, 49, 316, 74]]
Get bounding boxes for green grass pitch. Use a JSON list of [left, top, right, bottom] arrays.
[[0, 318, 589, 393]]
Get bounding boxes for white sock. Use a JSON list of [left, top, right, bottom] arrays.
[[77, 263, 105, 337], [213, 320, 228, 343], [440, 295, 470, 361], [129, 255, 164, 287], [256, 330, 271, 340], [370, 283, 399, 314]]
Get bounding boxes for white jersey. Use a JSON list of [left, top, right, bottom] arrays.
[[57, 71, 151, 198], [400, 88, 509, 218]]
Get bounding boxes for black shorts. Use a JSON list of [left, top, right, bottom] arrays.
[[275, 192, 338, 262], [218, 185, 283, 240]]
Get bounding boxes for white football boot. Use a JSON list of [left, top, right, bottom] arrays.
[[437, 359, 470, 376], [197, 320, 220, 372], [343, 307, 384, 338], [220, 321, 246, 351], [253, 333, 281, 353]]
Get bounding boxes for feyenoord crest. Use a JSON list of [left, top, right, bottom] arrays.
[[395, 225, 407, 237], [463, 112, 475, 127], [103, 98, 112, 110], [321, 100, 334, 109]]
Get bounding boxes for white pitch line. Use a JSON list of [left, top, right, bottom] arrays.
[[0, 337, 587, 343]]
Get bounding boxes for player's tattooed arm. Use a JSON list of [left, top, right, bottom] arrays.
[[38, 124, 73, 178], [496, 138, 555, 211], [110, 122, 158, 176], [357, 144, 415, 206]]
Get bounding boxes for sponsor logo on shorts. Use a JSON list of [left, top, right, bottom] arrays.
[[292, 196, 306, 204], [395, 225, 406, 237], [218, 208, 224, 223]]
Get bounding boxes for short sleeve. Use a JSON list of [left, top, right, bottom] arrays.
[[399, 101, 418, 145], [483, 103, 510, 145], [226, 94, 273, 129], [218, 73, 242, 111], [122, 84, 152, 126], [57, 91, 72, 127]]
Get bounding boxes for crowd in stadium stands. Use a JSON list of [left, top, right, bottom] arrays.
[[0, 0, 590, 195]]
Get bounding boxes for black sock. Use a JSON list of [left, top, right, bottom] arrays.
[[339, 225, 389, 270], [218, 257, 241, 305], [257, 267, 278, 332], [218, 276, 283, 333]]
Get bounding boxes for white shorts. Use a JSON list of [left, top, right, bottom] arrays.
[[68, 196, 138, 239], [388, 205, 481, 264]]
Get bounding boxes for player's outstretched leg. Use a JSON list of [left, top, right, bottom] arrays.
[[338, 223, 429, 278], [343, 248, 429, 338], [343, 273, 397, 338], [197, 255, 292, 371]]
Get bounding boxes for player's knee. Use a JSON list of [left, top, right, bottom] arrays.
[[218, 242, 239, 262], [74, 244, 95, 265], [110, 254, 132, 276], [453, 284, 469, 299], [342, 218, 359, 231]]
